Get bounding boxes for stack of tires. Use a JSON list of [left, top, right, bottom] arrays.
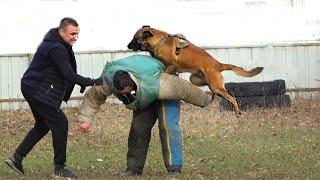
[[220, 79, 291, 111]]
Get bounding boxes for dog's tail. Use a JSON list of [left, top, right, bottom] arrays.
[[221, 64, 263, 77]]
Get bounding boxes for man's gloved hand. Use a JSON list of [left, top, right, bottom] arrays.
[[80, 122, 92, 133], [80, 86, 86, 93], [93, 77, 103, 86], [80, 77, 103, 93]]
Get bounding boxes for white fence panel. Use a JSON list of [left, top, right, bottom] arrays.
[[0, 55, 29, 110], [0, 42, 319, 110]]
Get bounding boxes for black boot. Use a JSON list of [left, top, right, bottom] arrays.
[[119, 168, 142, 176], [53, 167, 77, 179], [5, 153, 24, 175], [168, 170, 180, 177]]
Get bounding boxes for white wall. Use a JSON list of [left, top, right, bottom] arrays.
[[1, 0, 320, 54]]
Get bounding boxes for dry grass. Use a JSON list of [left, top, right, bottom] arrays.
[[0, 97, 319, 179]]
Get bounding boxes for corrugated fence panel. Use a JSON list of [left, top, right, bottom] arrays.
[[0, 55, 29, 110], [297, 46, 308, 88], [251, 47, 268, 82], [285, 46, 298, 88], [307, 46, 320, 88], [271, 46, 288, 81], [1, 43, 320, 110], [207, 47, 266, 83]]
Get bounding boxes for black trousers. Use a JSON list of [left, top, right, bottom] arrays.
[[15, 95, 68, 168]]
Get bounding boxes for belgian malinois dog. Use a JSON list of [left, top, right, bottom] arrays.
[[128, 26, 263, 117]]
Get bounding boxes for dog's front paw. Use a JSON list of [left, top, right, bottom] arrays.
[[164, 65, 177, 74]]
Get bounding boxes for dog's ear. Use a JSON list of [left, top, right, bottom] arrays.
[[142, 30, 153, 40]]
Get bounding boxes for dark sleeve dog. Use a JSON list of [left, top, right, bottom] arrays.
[[128, 25, 263, 117]]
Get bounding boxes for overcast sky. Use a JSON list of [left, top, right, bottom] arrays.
[[1, 0, 320, 54]]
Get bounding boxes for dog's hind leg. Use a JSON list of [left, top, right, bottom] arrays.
[[190, 73, 215, 100], [204, 69, 241, 117]]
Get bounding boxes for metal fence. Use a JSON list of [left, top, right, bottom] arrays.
[[0, 41, 319, 110]]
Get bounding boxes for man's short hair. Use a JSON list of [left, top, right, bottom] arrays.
[[58, 17, 78, 30], [113, 70, 135, 91]]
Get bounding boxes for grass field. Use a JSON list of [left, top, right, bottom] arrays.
[[0, 97, 319, 179]]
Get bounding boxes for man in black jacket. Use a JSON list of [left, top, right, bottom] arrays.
[[5, 17, 101, 179]]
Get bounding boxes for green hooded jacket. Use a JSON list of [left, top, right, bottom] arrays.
[[103, 55, 165, 110]]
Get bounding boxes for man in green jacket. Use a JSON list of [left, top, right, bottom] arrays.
[[78, 55, 211, 176]]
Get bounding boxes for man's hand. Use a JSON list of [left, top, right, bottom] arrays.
[[80, 122, 92, 133], [80, 86, 86, 93], [93, 77, 103, 86]]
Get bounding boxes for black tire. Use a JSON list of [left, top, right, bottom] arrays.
[[220, 95, 291, 111], [225, 80, 286, 97]]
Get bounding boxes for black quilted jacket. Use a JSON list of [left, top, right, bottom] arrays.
[[21, 28, 93, 109]]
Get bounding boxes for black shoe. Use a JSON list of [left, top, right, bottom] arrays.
[[5, 157, 24, 175], [119, 169, 141, 176], [168, 170, 180, 177], [53, 167, 77, 179]]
